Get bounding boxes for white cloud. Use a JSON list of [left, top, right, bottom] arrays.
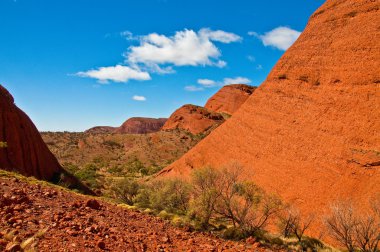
[[125, 29, 240, 71], [76, 65, 151, 83], [132, 95, 146, 101], [249, 27, 301, 51], [189, 76, 252, 91], [120, 31, 139, 41], [247, 55, 256, 62], [184, 85, 204, 92], [198, 28, 242, 43], [77, 28, 241, 84], [197, 79, 217, 87], [223, 77, 251, 85]]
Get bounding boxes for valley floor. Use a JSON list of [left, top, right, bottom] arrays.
[[0, 172, 276, 252]]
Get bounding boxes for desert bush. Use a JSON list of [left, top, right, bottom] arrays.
[[149, 179, 191, 214], [134, 178, 191, 215], [189, 163, 282, 234], [107, 165, 125, 176], [278, 207, 314, 243], [74, 163, 100, 188], [325, 201, 357, 252], [126, 158, 146, 175], [213, 162, 282, 234], [222, 227, 245, 240], [110, 177, 140, 205], [103, 140, 122, 149], [325, 200, 380, 252], [238, 192, 282, 235], [190, 166, 221, 228], [140, 164, 162, 176]]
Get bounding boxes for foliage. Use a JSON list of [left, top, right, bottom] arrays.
[[133, 178, 192, 215], [74, 163, 100, 188], [110, 177, 140, 205], [0, 141, 7, 148]]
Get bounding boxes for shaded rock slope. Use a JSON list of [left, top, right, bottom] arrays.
[[0, 85, 93, 194], [0, 173, 275, 251], [86, 118, 167, 134], [159, 0, 380, 231]]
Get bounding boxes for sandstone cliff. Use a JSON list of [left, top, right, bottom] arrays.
[[160, 0, 380, 230]]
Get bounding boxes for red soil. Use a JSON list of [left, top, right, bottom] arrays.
[[159, 0, 380, 237]]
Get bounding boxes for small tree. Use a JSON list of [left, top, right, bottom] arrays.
[[354, 214, 380, 252], [149, 178, 191, 214], [110, 177, 140, 205], [278, 207, 299, 238], [214, 163, 282, 234], [325, 201, 358, 252], [190, 166, 221, 228]]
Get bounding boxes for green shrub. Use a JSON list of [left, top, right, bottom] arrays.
[[74, 163, 100, 188], [110, 177, 140, 205], [134, 178, 191, 215], [190, 166, 221, 228], [107, 165, 124, 175], [222, 227, 245, 240]]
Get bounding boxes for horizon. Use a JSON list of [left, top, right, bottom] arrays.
[[0, 0, 324, 131]]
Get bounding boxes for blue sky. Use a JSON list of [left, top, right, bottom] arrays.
[[0, 0, 324, 131]]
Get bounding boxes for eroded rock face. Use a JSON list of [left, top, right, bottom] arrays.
[[0, 85, 93, 194], [161, 105, 225, 135], [160, 0, 380, 232], [85, 126, 116, 134], [205, 84, 256, 115], [86, 118, 167, 134], [114, 117, 167, 134]]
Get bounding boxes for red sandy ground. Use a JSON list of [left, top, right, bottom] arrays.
[[0, 176, 279, 252]]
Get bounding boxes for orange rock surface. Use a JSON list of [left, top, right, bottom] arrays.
[[162, 105, 225, 135], [205, 84, 256, 115], [159, 0, 380, 233]]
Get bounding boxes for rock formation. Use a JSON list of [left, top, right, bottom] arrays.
[[205, 84, 256, 115], [0, 85, 93, 194], [161, 105, 226, 135], [159, 0, 380, 231], [86, 118, 167, 134], [85, 126, 116, 134], [162, 85, 256, 134], [114, 117, 167, 134]]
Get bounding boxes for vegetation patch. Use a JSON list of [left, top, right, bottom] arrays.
[[0, 141, 7, 148]]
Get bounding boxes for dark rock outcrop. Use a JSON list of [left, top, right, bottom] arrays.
[[0, 85, 93, 194]]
